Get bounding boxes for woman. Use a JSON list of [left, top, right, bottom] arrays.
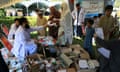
[[48, 6, 61, 40], [11, 17, 47, 59], [58, 2, 73, 46]]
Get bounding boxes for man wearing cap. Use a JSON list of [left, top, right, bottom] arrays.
[[36, 9, 47, 36]]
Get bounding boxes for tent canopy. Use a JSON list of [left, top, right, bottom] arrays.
[[0, 0, 22, 8]]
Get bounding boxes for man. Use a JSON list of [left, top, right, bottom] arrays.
[[72, 3, 85, 38], [36, 10, 47, 36], [97, 5, 115, 72], [8, 18, 20, 40], [98, 5, 115, 40]]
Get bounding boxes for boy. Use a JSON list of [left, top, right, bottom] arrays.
[[83, 19, 95, 58]]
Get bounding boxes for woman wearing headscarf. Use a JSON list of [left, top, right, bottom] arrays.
[[48, 6, 61, 40], [57, 2, 73, 46]]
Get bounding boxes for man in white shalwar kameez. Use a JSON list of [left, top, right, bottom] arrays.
[[11, 17, 47, 60], [72, 3, 85, 37], [8, 18, 19, 40], [58, 2, 73, 46]]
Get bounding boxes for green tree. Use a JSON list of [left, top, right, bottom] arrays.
[[0, 9, 5, 18]]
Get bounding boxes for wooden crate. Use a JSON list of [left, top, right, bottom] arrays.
[[26, 54, 43, 72]]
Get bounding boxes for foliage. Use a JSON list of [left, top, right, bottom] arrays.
[[0, 16, 37, 29], [14, 3, 26, 15], [0, 9, 6, 18], [29, 2, 48, 13]]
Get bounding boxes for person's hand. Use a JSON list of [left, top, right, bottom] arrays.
[[43, 24, 48, 28], [81, 22, 84, 25], [53, 18, 60, 21], [33, 39, 38, 44], [58, 32, 64, 38], [83, 32, 86, 36], [73, 16, 76, 20], [94, 34, 97, 39], [74, 17, 76, 20]]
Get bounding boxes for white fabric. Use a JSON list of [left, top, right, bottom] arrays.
[[8, 23, 17, 40], [11, 26, 44, 59], [60, 2, 73, 44], [95, 28, 104, 39], [72, 8, 85, 26], [62, 13, 73, 44]]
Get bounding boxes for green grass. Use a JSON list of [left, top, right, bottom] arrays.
[[73, 38, 84, 47]]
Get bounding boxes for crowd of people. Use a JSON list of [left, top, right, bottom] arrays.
[[5, 2, 73, 61], [0, 1, 120, 72]]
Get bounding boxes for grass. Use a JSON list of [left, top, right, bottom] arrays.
[[72, 37, 98, 59], [73, 37, 84, 47]]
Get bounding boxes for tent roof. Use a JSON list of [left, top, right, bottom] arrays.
[[0, 0, 22, 8]]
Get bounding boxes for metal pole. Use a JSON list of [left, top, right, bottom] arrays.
[[27, 7, 28, 16], [37, 0, 39, 8]]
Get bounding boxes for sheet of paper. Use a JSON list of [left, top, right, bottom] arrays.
[[58, 69, 66, 72], [79, 60, 89, 69], [95, 28, 104, 39], [98, 47, 110, 58]]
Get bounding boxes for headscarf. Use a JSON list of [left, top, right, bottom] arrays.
[[61, 2, 70, 20], [49, 6, 61, 20]]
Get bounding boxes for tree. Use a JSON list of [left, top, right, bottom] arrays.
[[0, 9, 5, 18]]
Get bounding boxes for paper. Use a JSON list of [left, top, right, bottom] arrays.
[[79, 60, 89, 69], [95, 28, 104, 39], [98, 47, 110, 58], [58, 69, 66, 72]]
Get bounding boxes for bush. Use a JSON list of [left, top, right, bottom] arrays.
[[0, 16, 38, 28], [0, 9, 5, 18]]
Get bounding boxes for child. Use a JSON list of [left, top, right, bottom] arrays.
[[83, 19, 95, 58]]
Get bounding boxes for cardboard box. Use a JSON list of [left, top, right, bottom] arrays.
[[57, 68, 96, 72], [57, 68, 76, 72], [67, 68, 76, 72], [79, 69, 96, 72], [61, 44, 90, 59]]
